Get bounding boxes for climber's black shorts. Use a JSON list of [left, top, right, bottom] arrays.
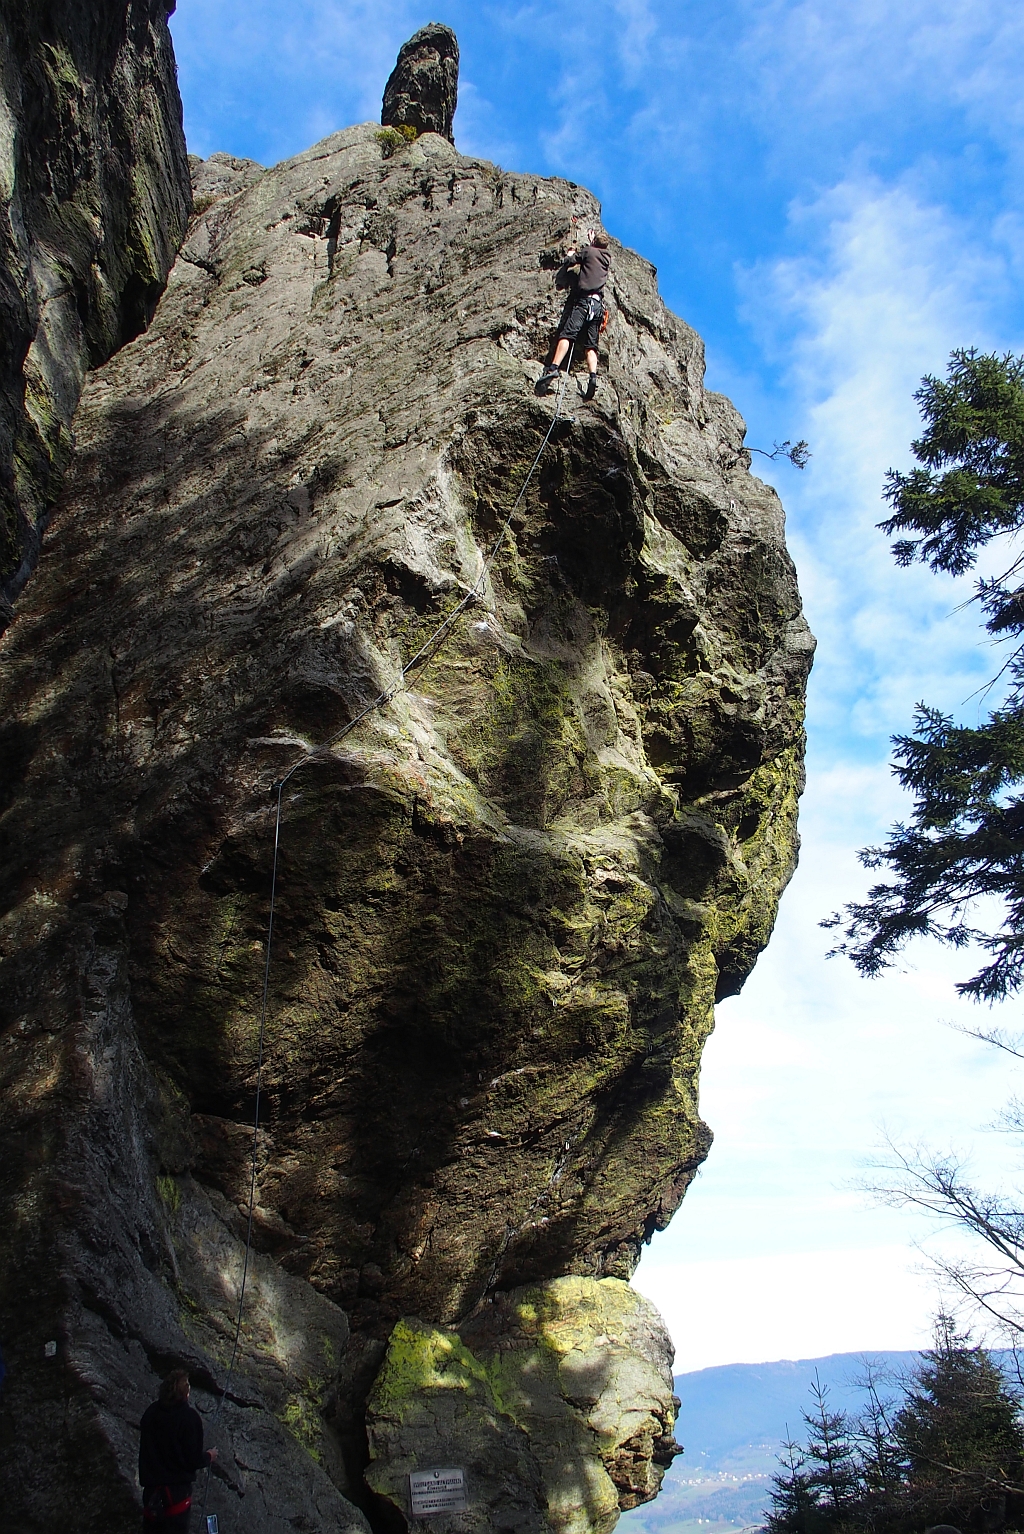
[[558, 293, 604, 351]]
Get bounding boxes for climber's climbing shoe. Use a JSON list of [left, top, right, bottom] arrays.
[[535, 365, 561, 397]]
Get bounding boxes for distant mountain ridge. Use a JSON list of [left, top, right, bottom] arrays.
[[620, 1351, 925, 1534], [675, 1349, 923, 1464]]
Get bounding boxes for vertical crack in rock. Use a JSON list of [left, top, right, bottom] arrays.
[[0, 0, 191, 622], [0, 24, 813, 1534]]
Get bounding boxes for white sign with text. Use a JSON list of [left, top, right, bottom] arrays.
[[409, 1467, 467, 1517]]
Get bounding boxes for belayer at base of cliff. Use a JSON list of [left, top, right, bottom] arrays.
[[541, 227, 611, 398], [138, 1370, 218, 1533]]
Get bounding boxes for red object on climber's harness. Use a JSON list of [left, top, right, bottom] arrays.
[[143, 1486, 193, 1521]]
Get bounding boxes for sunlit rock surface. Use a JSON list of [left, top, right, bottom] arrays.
[[381, 22, 459, 144], [366, 1278, 679, 1534]]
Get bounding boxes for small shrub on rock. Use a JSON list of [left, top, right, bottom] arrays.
[[375, 125, 418, 158]]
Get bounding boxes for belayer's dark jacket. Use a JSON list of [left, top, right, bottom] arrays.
[[139, 1400, 212, 1487], [567, 243, 611, 293]]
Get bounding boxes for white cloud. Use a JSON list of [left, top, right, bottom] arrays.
[[737, 0, 1024, 164], [741, 176, 1021, 762], [634, 1246, 945, 1373]]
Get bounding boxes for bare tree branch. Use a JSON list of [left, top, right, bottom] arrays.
[[952, 1022, 1024, 1063]]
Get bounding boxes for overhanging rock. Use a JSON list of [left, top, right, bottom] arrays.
[[0, 26, 813, 1534]]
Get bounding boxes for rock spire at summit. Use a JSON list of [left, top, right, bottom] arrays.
[[381, 22, 459, 142]]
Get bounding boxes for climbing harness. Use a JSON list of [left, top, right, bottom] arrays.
[[197, 346, 576, 1532], [144, 1486, 193, 1522]]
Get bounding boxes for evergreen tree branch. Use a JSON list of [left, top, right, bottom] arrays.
[[827, 349, 1024, 997]]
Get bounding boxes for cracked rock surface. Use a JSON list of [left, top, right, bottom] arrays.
[[381, 23, 459, 143], [0, 0, 190, 617], [0, 72, 812, 1534]]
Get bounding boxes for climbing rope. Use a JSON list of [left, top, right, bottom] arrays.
[[197, 347, 576, 1530]]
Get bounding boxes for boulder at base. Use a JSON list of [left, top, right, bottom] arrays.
[[365, 1278, 680, 1533]]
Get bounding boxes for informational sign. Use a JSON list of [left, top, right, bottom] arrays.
[[409, 1466, 467, 1518]]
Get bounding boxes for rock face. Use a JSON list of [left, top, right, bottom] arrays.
[[381, 22, 459, 142], [366, 1278, 680, 1534], [0, 0, 190, 620], [0, 27, 813, 1534]]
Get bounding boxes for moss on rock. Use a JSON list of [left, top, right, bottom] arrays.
[[366, 1277, 679, 1533]]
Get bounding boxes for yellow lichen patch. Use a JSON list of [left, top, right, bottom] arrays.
[[512, 1277, 638, 1356], [279, 1383, 325, 1463], [368, 1316, 493, 1414], [156, 1174, 181, 1212]]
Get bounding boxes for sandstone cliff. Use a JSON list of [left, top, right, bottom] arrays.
[[0, 27, 813, 1534], [0, 0, 190, 620]]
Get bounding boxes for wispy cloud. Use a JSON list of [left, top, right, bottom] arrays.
[[170, 0, 422, 160], [738, 0, 1024, 146], [612, 0, 657, 81], [741, 177, 1021, 756]]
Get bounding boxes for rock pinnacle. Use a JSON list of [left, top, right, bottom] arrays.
[[381, 22, 459, 143]]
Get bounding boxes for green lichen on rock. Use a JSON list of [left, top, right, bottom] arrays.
[[370, 1316, 492, 1408], [366, 1277, 679, 1533], [280, 1380, 327, 1462], [155, 1172, 181, 1211]]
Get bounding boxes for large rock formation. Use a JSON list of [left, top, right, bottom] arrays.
[[0, 26, 812, 1534], [381, 23, 459, 143], [0, 0, 190, 621]]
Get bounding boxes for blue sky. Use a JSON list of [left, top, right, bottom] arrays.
[[169, 1, 1024, 1368]]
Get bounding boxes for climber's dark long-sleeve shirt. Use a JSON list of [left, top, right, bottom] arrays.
[[564, 243, 611, 293], [138, 1400, 211, 1487]]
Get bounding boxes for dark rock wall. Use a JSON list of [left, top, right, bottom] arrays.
[[0, 888, 371, 1534], [381, 23, 459, 143], [0, 115, 813, 1532], [0, 0, 190, 620]]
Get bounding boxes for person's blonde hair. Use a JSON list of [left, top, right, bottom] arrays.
[[592, 232, 610, 249]]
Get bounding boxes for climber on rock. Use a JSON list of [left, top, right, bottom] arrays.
[[139, 1369, 218, 1532], [540, 228, 611, 400]]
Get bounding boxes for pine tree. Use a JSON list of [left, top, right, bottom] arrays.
[[765, 1322, 1024, 1534], [805, 1374, 861, 1517], [826, 349, 1024, 1000], [894, 1316, 1024, 1533], [766, 1377, 862, 1534], [766, 1436, 823, 1534], [853, 1366, 905, 1533]]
